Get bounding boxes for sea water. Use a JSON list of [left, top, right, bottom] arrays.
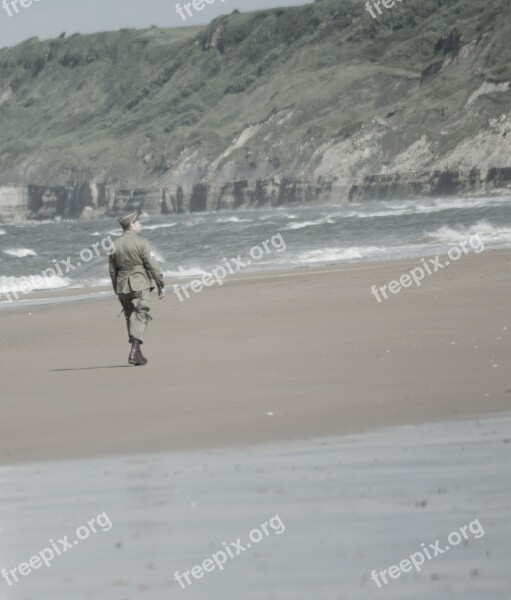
[[1, 196, 511, 298]]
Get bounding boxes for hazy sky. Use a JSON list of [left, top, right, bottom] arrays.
[[0, 0, 312, 48]]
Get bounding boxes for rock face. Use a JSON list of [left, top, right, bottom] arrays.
[[1, 170, 509, 222], [0, 187, 29, 222], [0, 178, 335, 221], [26, 183, 111, 220], [348, 168, 511, 201], [0, 0, 510, 222]]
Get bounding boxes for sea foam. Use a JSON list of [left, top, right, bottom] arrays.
[[284, 216, 336, 230], [142, 223, 178, 231], [3, 248, 37, 258], [295, 246, 384, 265], [163, 267, 209, 278], [425, 219, 511, 244], [215, 216, 254, 224], [0, 274, 69, 296]]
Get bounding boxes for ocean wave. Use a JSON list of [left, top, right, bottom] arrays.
[[346, 197, 511, 219], [3, 248, 37, 258], [380, 199, 468, 213], [95, 223, 178, 234], [12, 219, 57, 227], [89, 231, 118, 236], [215, 216, 253, 224], [346, 209, 409, 218], [284, 216, 336, 230], [150, 248, 166, 262], [295, 246, 384, 265], [424, 220, 511, 244], [345, 204, 457, 219], [143, 223, 178, 231], [163, 266, 210, 278], [0, 229, 6, 235], [424, 196, 511, 210], [185, 217, 206, 227], [0, 274, 69, 295], [70, 276, 112, 289], [413, 198, 500, 215], [257, 213, 299, 221]]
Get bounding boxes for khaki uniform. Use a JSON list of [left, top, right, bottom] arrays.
[[109, 230, 164, 344]]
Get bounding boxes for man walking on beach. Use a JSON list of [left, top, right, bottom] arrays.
[[109, 212, 165, 366]]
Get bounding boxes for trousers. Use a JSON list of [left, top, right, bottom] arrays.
[[117, 289, 152, 344]]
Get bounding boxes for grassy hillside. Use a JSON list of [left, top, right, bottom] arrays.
[[0, 0, 509, 189]]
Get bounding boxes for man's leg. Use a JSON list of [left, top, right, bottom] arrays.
[[128, 290, 152, 366], [118, 294, 134, 343], [129, 289, 152, 344]]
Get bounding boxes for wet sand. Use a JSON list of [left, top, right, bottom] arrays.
[[0, 415, 509, 599], [1, 249, 511, 465]]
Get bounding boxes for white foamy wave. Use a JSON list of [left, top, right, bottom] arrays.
[[0, 229, 6, 235], [425, 220, 511, 244], [258, 213, 298, 221], [143, 223, 178, 231], [185, 217, 206, 227], [284, 216, 336, 230], [422, 196, 511, 211], [347, 209, 410, 218], [215, 216, 253, 224], [347, 197, 509, 219], [346, 205, 449, 219], [0, 274, 69, 296], [412, 198, 495, 215], [3, 248, 37, 258], [150, 248, 166, 262], [417, 199, 473, 212], [295, 246, 384, 265], [70, 276, 112, 289], [378, 199, 469, 213], [163, 266, 210, 278]]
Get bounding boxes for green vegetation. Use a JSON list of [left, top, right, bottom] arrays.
[[0, 0, 509, 186]]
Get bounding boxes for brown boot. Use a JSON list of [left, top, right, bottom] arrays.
[[129, 339, 148, 366]]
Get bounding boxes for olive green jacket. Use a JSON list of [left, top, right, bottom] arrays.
[[109, 230, 165, 294]]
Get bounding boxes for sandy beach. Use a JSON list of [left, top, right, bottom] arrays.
[[1, 415, 509, 599], [1, 248, 510, 465], [1, 247, 511, 600]]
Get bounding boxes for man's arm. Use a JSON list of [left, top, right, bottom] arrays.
[[141, 239, 165, 295], [109, 253, 118, 292]]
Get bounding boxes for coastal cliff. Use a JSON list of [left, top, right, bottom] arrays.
[[2, 169, 510, 222], [0, 0, 510, 221]]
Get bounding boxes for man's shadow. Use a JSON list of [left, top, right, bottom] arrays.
[[51, 366, 133, 372]]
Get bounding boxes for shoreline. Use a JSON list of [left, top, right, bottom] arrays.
[[1, 248, 511, 465], [2, 246, 510, 310]]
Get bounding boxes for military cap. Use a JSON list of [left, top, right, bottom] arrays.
[[118, 212, 139, 228]]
